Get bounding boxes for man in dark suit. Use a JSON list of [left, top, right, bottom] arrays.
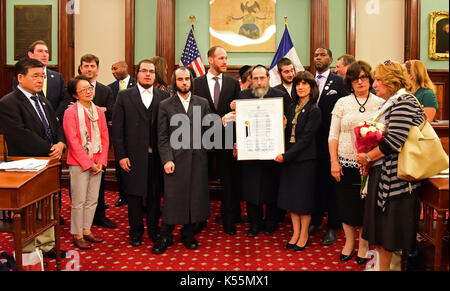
[[108, 60, 136, 207], [13, 40, 67, 123], [237, 65, 291, 237], [273, 57, 295, 103], [193, 46, 242, 236], [310, 47, 348, 245], [66, 54, 117, 229], [108, 61, 136, 101], [0, 58, 67, 260], [112, 60, 169, 247]]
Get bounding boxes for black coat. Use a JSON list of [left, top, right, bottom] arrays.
[[112, 86, 169, 197], [283, 101, 322, 163], [316, 72, 348, 157], [158, 94, 211, 225], [237, 87, 290, 205], [0, 89, 66, 157], [108, 77, 136, 101], [13, 68, 68, 122]]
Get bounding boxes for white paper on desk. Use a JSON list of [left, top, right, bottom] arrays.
[[0, 158, 50, 172]]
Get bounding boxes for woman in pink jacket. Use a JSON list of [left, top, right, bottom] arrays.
[[64, 75, 109, 250]]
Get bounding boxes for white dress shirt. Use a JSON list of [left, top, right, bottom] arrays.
[[283, 84, 293, 97], [315, 69, 331, 103], [178, 92, 191, 113], [207, 71, 223, 103], [138, 83, 153, 109]]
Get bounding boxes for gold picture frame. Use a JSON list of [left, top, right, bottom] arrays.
[[429, 11, 449, 61]]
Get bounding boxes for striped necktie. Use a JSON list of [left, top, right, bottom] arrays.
[[120, 80, 126, 91], [30, 95, 53, 144]]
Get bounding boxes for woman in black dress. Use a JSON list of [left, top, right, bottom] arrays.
[[275, 71, 322, 251]]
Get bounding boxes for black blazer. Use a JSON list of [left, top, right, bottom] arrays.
[[13, 68, 67, 122], [108, 77, 136, 101], [283, 101, 322, 163], [0, 89, 66, 157], [112, 86, 169, 197], [193, 74, 241, 117], [65, 81, 115, 122], [316, 72, 348, 154]]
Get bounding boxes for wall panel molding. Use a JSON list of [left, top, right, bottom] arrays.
[[405, 0, 421, 60], [125, 0, 135, 76], [156, 0, 175, 81], [310, 0, 329, 73]]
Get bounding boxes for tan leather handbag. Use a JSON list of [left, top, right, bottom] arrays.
[[397, 97, 449, 182]]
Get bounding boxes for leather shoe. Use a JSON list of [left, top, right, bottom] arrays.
[[321, 229, 337, 245], [223, 223, 237, 235], [115, 198, 127, 207], [308, 224, 323, 234], [83, 232, 104, 243], [152, 237, 173, 254], [340, 252, 354, 262], [194, 221, 207, 234], [43, 248, 68, 259], [73, 237, 92, 250], [130, 236, 142, 247], [246, 225, 261, 237], [182, 237, 199, 250], [93, 217, 117, 229], [263, 222, 278, 236]]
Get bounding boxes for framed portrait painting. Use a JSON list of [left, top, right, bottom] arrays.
[[429, 11, 449, 61], [210, 0, 276, 52]]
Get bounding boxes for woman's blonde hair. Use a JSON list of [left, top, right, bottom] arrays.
[[405, 59, 436, 93], [373, 60, 412, 95]]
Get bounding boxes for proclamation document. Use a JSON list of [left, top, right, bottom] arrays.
[[235, 98, 285, 160]]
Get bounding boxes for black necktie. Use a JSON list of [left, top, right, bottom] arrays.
[[30, 95, 53, 144], [213, 77, 220, 110]]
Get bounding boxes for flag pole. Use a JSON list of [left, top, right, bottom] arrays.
[[284, 16, 288, 29], [189, 15, 196, 37]]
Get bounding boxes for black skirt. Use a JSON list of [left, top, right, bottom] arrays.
[[336, 166, 365, 226], [362, 165, 421, 252], [277, 159, 316, 215]]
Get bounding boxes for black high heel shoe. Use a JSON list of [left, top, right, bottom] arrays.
[[285, 239, 299, 249], [340, 251, 354, 262], [293, 237, 309, 252], [356, 256, 369, 265]]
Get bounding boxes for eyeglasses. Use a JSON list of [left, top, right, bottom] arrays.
[[352, 75, 370, 83], [77, 86, 94, 95]]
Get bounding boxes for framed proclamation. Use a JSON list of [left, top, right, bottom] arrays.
[[235, 98, 285, 161]]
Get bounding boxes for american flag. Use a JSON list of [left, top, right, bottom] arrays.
[[179, 26, 206, 77]]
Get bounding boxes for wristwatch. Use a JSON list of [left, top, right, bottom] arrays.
[[365, 153, 372, 163]]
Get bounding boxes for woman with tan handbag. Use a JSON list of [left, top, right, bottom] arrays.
[[355, 60, 424, 271]]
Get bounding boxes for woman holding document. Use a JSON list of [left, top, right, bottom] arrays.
[[64, 75, 109, 250], [275, 71, 322, 251]]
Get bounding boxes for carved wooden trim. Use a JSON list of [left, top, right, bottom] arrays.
[[125, 0, 135, 77], [156, 0, 176, 82], [404, 0, 421, 60], [310, 0, 329, 74], [346, 0, 356, 56], [58, 0, 75, 82], [0, 0, 6, 98]]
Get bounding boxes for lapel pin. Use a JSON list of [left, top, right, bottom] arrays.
[[51, 74, 54, 78], [325, 86, 330, 91]]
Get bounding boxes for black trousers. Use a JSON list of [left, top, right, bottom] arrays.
[[311, 158, 339, 229], [126, 154, 161, 238], [160, 223, 195, 240], [93, 171, 107, 221], [215, 150, 242, 225], [114, 159, 127, 201], [246, 202, 283, 228]]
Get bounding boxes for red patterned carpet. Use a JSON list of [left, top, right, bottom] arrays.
[[0, 189, 369, 271]]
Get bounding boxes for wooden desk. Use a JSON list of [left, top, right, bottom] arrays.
[[419, 177, 449, 271], [0, 157, 61, 271]]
